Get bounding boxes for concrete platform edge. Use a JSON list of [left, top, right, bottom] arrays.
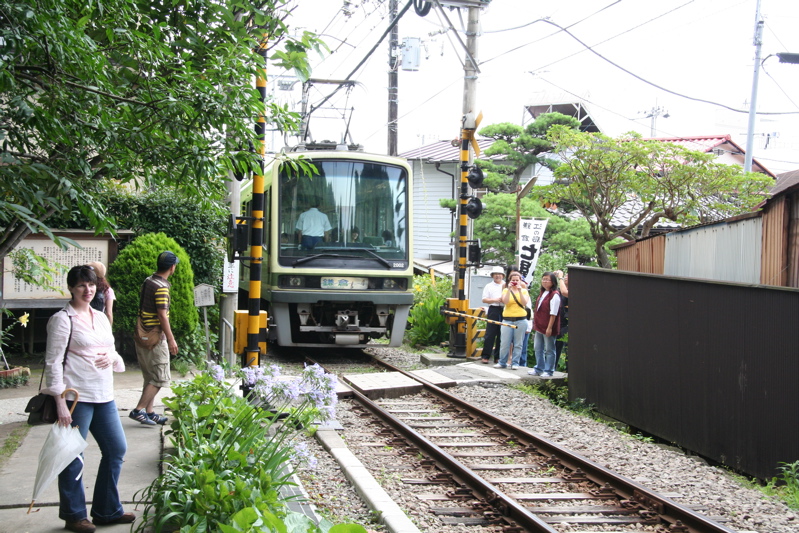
[[315, 429, 421, 533]]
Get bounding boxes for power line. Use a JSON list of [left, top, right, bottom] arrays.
[[362, 75, 462, 141], [481, 1, 693, 65], [524, 19, 799, 116], [482, 0, 622, 34]]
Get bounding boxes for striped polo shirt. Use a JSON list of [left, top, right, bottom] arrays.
[[138, 274, 171, 330]]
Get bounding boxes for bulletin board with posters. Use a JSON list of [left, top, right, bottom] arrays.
[[0, 231, 132, 309]]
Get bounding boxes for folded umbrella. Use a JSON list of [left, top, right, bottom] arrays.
[[28, 389, 87, 514]]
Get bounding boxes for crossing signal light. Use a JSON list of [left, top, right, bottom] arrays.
[[467, 166, 485, 189], [226, 215, 249, 262], [465, 197, 484, 219]]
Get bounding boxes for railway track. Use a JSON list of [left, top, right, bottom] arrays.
[[307, 354, 739, 533]]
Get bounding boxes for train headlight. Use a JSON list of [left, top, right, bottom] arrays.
[[279, 276, 305, 288], [382, 279, 406, 290]]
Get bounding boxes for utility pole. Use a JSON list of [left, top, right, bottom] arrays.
[[744, 0, 764, 173], [388, 0, 399, 156], [643, 106, 669, 137]]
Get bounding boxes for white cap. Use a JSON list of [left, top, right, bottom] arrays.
[[490, 266, 505, 276]]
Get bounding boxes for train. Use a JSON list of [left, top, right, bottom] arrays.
[[238, 150, 414, 348]]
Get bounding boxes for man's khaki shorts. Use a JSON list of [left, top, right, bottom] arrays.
[[135, 339, 171, 388]]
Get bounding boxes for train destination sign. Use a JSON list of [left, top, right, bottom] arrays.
[[321, 277, 368, 290]]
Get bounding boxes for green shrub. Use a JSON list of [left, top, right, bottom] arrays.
[[109, 233, 199, 353], [133, 364, 356, 532], [406, 275, 451, 348]]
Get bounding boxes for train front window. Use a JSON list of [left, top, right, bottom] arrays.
[[278, 159, 409, 268]]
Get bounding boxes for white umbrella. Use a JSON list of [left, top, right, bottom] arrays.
[[27, 389, 88, 514]]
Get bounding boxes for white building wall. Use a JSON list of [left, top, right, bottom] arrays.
[[412, 160, 457, 260], [664, 217, 762, 284]]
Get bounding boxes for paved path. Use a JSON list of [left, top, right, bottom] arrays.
[[0, 370, 168, 533]]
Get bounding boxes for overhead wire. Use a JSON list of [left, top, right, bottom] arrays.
[[760, 64, 799, 112], [537, 75, 799, 172], [482, 0, 622, 34], [510, 19, 799, 116], [309, 0, 414, 115], [362, 75, 463, 142]]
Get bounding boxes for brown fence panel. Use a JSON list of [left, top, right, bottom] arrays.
[[568, 266, 799, 480]]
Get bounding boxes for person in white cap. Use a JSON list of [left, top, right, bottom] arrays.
[[480, 266, 506, 363]]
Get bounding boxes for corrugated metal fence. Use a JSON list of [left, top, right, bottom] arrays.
[[664, 216, 762, 283], [569, 265, 799, 480]]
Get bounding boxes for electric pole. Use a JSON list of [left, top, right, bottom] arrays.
[[744, 0, 763, 173], [388, 0, 399, 155]]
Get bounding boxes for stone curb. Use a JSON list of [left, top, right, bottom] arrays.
[[314, 429, 421, 533]]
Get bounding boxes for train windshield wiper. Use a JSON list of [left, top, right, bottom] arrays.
[[291, 250, 392, 269]]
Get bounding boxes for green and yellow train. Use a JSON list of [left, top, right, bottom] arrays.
[[239, 150, 414, 347]]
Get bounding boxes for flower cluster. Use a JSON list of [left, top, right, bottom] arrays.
[[209, 364, 225, 382], [290, 440, 318, 470], [238, 363, 338, 424]]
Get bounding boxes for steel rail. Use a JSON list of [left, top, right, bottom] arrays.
[[306, 355, 552, 530], [364, 357, 738, 533], [348, 383, 557, 532]]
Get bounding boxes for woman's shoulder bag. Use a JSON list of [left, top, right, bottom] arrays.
[[25, 310, 72, 426]]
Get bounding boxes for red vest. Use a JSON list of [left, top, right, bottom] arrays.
[[534, 290, 561, 336]]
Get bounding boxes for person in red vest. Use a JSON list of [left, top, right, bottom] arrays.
[[528, 272, 561, 378]]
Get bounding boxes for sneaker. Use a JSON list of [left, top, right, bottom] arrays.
[[542, 372, 553, 378], [129, 409, 156, 426], [147, 412, 169, 425], [528, 369, 541, 376], [510, 365, 517, 370], [493, 363, 506, 369]]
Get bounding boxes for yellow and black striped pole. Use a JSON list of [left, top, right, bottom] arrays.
[[444, 119, 476, 357], [243, 35, 268, 396]]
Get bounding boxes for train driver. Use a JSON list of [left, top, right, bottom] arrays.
[[296, 201, 332, 250]]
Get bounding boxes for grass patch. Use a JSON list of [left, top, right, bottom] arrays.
[[0, 423, 30, 470], [511, 380, 596, 417], [735, 461, 799, 510]]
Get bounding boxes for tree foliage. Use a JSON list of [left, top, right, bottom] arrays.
[[537, 127, 774, 268], [49, 183, 227, 288], [476, 113, 581, 193], [473, 193, 604, 272], [0, 0, 324, 261], [109, 233, 198, 343]]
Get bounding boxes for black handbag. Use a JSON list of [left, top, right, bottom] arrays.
[[25, 310, 72, 426]]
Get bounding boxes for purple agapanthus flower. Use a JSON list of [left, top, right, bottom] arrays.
[[207, 365, 225, 382]]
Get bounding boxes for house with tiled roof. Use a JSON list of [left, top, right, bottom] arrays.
[[645, 134, 775, 178]]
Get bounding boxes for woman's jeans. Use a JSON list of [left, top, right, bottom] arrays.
[[499, 318, 526, 367], [533, 331, 558, 374], [59, 400, 127, 523], [519, 327, 531, 367]]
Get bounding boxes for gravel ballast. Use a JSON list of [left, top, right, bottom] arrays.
[[293, 347, 797, 533]]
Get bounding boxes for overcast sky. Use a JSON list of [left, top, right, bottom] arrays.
[[268, 0, 799, 175]]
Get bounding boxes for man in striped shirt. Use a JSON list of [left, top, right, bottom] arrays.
[[129, 251, 179, 426]]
